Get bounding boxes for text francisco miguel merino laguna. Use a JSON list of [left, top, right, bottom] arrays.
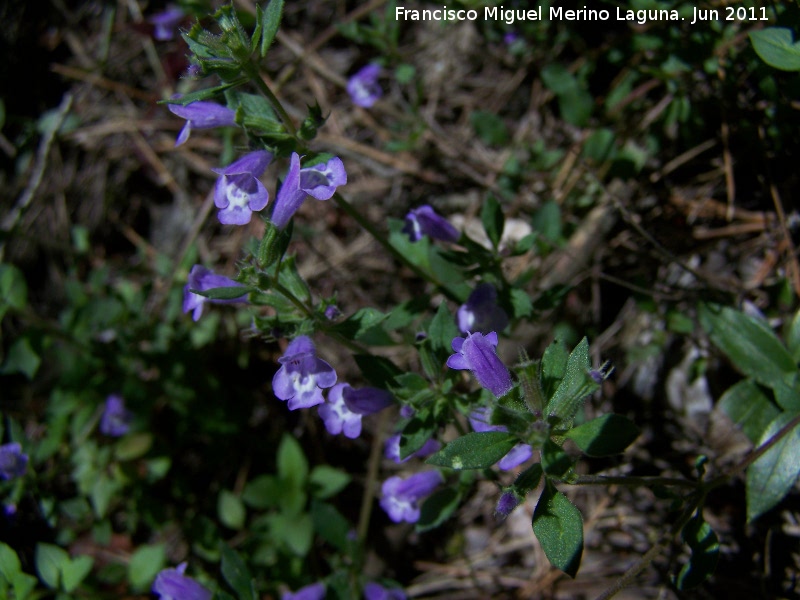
[[395, 5, 716, 26]]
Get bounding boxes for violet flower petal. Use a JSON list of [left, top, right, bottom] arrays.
[[0, 443, 28, 480], [402, 205, 460, 243], [100, 394, 133, 437], [152, 563, 212, 600], [347, 64, 383, 108], [319, 383, 362, 438]]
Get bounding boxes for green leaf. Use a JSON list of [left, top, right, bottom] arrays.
[[750, 28, 800, 71], [675, 514, 720, 590], [189, 285, 249, 301], [427, 432, 518, 470], [127, 544, 166, 591], [309, 465, 351, 499], [746, 412, 800, 522], [399, 407, 437, 460], [511, 463, 544, 498], [544, 338, 598, 425], [242, 474, 281, 509], [718, 380, 780, 444], [353, 354, 403, 389], [259, 0, 284, 57], [61, 556, 94, 592], [417, 487, 461, 532], [268, 512, 314, 556], [218, 490, 246, 530], [114, 433, 153, 461], [480, 195, 505, 249], [311, 501, 352, 552], [540, 64, 593, 127], [532, 480, 584, 577], [541, 338, 569, 399], [330, 307, 389, 342], [161, 80, 247, 105], [0, 337, 41, 379], [470, 110, 509, 146], [541, 438, 573, 478], [277, 434, 308, 489], [90, 474, 121, 518], [10, 571, 37, 600], [221, 544, 256, 600], [699, 303, 799, 410], [35, 543, 68, 589], [787, 308, 800, 363], [0, 264, 27, 322], [427, 301, 460, 353], [565, 414, 640, 457], [0, 542, 21, 577]]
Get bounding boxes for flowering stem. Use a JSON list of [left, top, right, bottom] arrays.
[[332, 192, 461, 302], [357, 410, 390, 543], [243, 61, 297, 138]]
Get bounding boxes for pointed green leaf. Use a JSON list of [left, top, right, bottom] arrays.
[[427, 432, 518, 470], [242, 474, 281, 509], [35, 543, 68, 589], [311, 501, 352, 551], [417, 487, 461, 532], [532, 480, 583, 577], [127, 544, 166, 591], [309, 465, 351, 499], [259, 0, 284, 57], [544, 337, 598, 424], [699, 303, 799, 410], [675, 514, 719, 589], [787, 308, 800, 363], [718, 380, 780, 443], [353, 354, 403, 389], [750, 28, 800, 71], [746, 412, 800, 522], [565, 414, 640, 457], [221, 544, 256, 600], [428, 301, 460, 353], [0, 542, 21, 576], [218, 490, 246, 530], [189, 286, 249, 301], [399, 407, 436, 460], [277, 434, 308, 489], [480, 195, 505, 249]]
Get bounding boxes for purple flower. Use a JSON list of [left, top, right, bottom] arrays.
[[271, 153, 347, 228], [347, 64, 383, 108], [468, 407, 532, 470], [457, 283, 509, 334], [324, 305, 341, 320], [384, 434, 440, 463], [213, 150, 273, 225], [148, 5, 185, 41], [447, 332, 513, 397], [503, 32, 521, 45], [100, 394, 133, 437], [152, 562, 212, 600], [319, 385, 392, 438], [495, 491, 520, 518], [380, 471, 442, 523], [272, 336, 337, 410], [282, 582, 326, 600], [364, 582, 406, 600], [402, 205, 460, 243], [183, 265, 247, 321], [168, 99, 236, 147], [319, 383, 362, 438], [342, 386, 394, 415], [0, 443, 28, 480]]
